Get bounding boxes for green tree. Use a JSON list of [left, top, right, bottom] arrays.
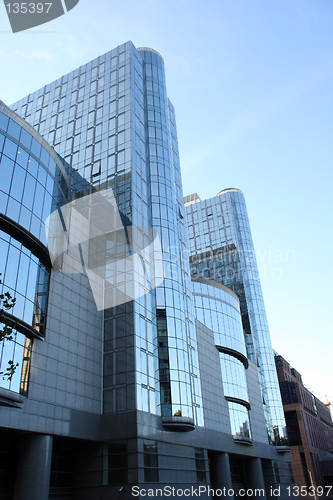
[[0, 274, 18, 381]]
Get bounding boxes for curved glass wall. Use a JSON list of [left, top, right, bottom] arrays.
[[139, 48, 203, 424], [0, 230, 49, 335], [219, 353, 248, 403], [192, 278, 251, 438], [0, 329, 32, 395], [228, 401, 251, 439], [192, 279, 246, 357], [0, 108, 69, 247], [222, 189, 287, 445], [9, 44, 151, 416], [186, 189, 287, 445], [220, 354, 251, 440], [0, 102, 69, 395], [32, 43, 203, 420]]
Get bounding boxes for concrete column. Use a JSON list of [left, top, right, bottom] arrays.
[[13, 434, 53, 500], [212, 452, 234, 497], [247, 457, 267, 499]]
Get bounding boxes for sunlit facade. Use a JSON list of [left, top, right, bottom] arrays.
[[0, 43, 294, 500], [185, 189, 287, 447], [0, 101, 69, 397], [11, 44, 203, 427], [192, 279, 251, 442]]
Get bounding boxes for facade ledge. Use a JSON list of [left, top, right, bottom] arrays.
[[225, 396, 251, 410], [1, 310, 44, 340], [216, 188, 244, 197], [191, 276, 239, 303], [276, 445, 291, 453], [0, 387, 24, 408], [216, 346, 249, 369], [233, 435, 253, 445], [161, 416, 195, 432]]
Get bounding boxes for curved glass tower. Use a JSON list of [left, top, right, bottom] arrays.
[[138, 48, 203, 425], [192, 278, 251, 442], [0, 101, 69, 394], [185, 188, 287, 445], [3, 43, 295, 499], [10, 43, 203, 427]]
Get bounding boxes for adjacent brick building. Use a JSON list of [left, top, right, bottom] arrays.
[[275, 354, 333, 492]]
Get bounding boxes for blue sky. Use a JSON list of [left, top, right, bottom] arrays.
[[1, 0, 332, 402]]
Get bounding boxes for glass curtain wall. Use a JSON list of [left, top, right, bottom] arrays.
[[0, 103, 69, 394], [139, 47, 203, 424], [11, 42, 141, 414], [11, 42, 203, 422], [192, 279, 251, 439], [186, 191, 287, 444]]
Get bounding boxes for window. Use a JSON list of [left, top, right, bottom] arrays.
[[228, 401, 251, 439], [103, 440, 127, 485], [92, 161, 101, 177], [195, 448, 206, 482], [288, 463, 295, 483], [273, 461, 280, 483], [275, 356, 283, 367], [144, 440, 158, 482], [0, 330, 32, 395], [157, 310, 171, 416], [50, 440, 75, 490], [285, 411, 302, 446]]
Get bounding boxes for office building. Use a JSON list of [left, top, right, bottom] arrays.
[[275, 354, 333, 491], [184, 189, 287, 448], [1, 42, 294, 499]]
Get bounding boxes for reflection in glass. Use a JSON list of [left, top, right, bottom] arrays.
[[157, 310, 172, 416], [103, 303, 135, 414], [228, 401, 251, 439], [0, 230, 50, 336], [186, 189, 288, 444], [220, 353, 249, 403], [0, 330, 32, 394]]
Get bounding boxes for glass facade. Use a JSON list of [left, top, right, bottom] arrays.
[[0, 230, 49, 335], [139, 48, 203, 423], [11, 43, 203, 424], [1, 43, 297, 497], [0, 102, 69, 394], [0, 328, 32, 394], [228, 401, 251, 439], [0, 107, 69, 246], [192, 280, 246, 357], [192, 278, 251, 439], [219, 353, 248, 403], [186, 189, 287, 445]]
